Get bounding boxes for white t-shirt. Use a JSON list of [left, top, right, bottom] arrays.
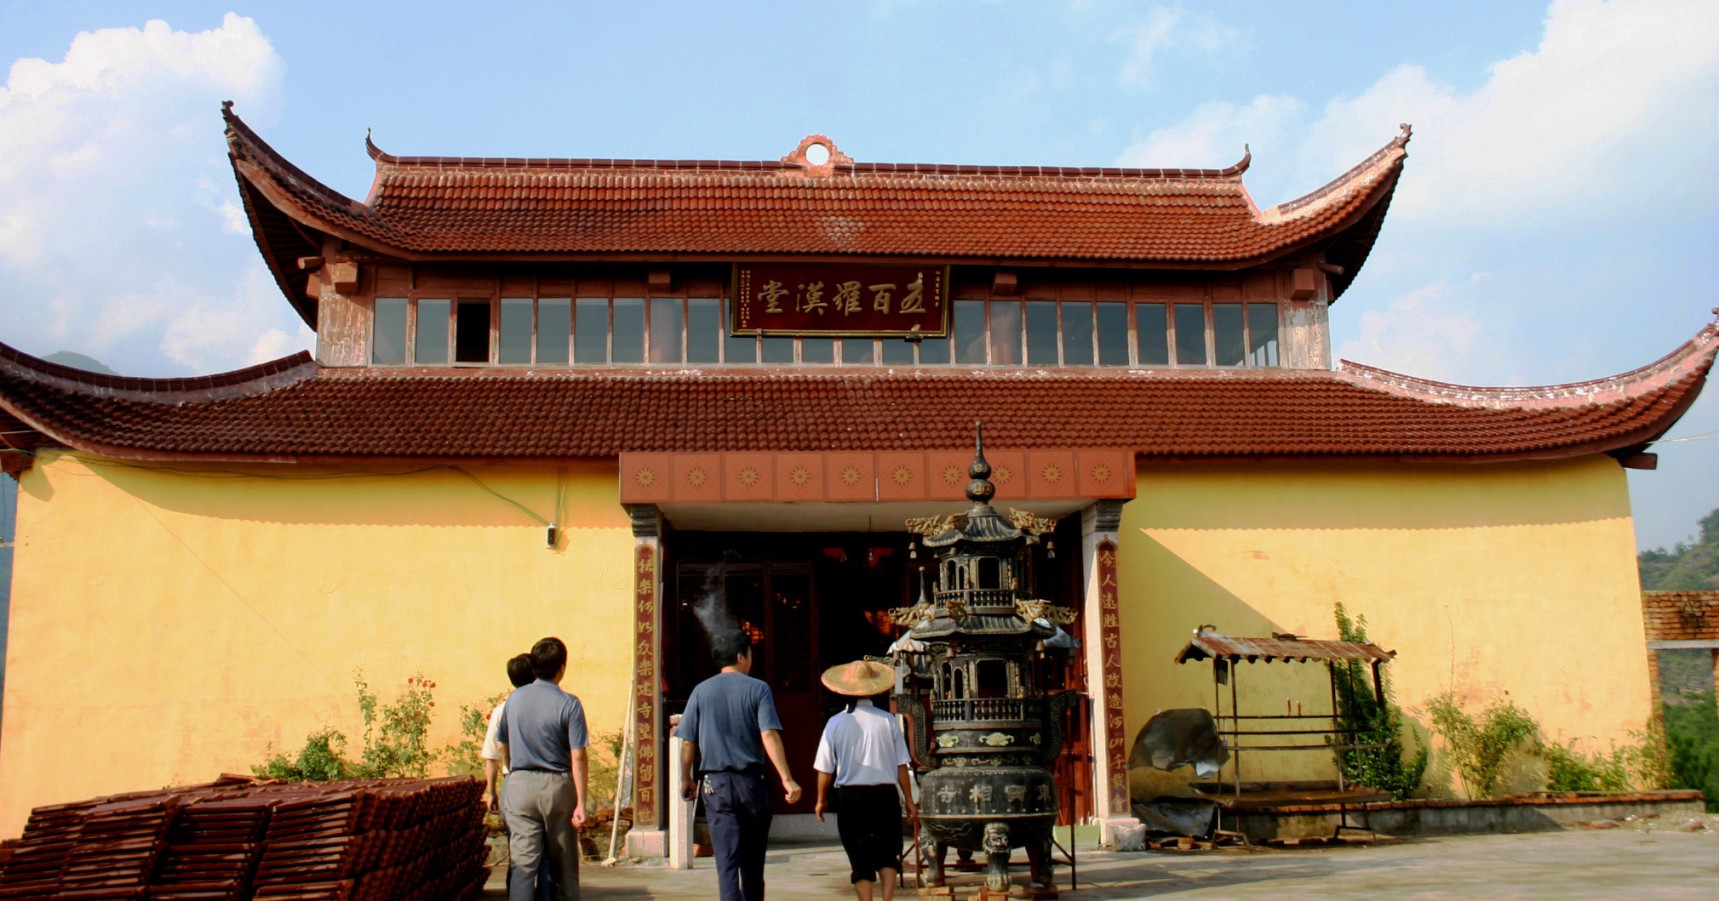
[[813, 699, 912, 787], [481, 699, 507, 770]]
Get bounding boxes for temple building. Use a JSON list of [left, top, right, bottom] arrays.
[[0, 105, 1714, 846]]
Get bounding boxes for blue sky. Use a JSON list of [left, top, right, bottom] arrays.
[[0, 0, 1714, 549]]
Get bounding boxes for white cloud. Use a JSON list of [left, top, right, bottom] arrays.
[[160, 268, 310, 371], [1115, 94, 1301, 171], [1336, 279, 1504, 384], [1344, 0, 1713, 222], [1120, 0, 1719, 219], [0, 14, 303, 376], [1113, 5, 1239, 89]]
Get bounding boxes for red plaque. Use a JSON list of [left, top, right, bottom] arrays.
[[732, 265, 948, 336]]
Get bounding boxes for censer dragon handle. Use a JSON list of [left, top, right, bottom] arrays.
[[893, 693, 935, 770], [1039, 690, 1081, 765]]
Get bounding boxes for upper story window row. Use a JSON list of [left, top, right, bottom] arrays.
[[369, 293, 1283, 369]]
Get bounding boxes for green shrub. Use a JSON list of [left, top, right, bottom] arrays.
[[447, 693, 508, 778], [352, 672, 438, 778], [1665, 689, 1719, 812], [1425, 692, 1539, 799], [584, 729, 627, 813], [255, 670, 444, 782], [1331, 604, 1427, 799], [1543, 739, 1630, 792], [253, 726, 352, 782]]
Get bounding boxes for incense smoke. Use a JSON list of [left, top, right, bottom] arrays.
[[690, 568, 736, 648]]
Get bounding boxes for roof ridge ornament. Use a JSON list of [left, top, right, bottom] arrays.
[[365, 127, 392, 163], [780, 134, 853, 176]]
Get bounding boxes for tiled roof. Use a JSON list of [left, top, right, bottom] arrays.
[[1, 318, 1712, 465], [1175, 629, 1396, 664], [223, 106, 1407, 272], [1642, 590, 1719, 642]]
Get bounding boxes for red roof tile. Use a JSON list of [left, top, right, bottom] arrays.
[[223, 106, 1407, 274], [2, 318, 1712, 466]]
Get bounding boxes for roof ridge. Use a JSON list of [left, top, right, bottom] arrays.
[[313, 365, 1359, 385], [0, 339, 317, 403], [1338, 312, 1719, 410], [361, 148, 1252, 182], [1260, 125, 1411, 223], [224, 102, 371, 219]]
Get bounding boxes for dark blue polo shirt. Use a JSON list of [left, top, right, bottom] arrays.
[[675, 671, 783, 774]]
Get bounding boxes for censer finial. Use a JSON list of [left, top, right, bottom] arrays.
[[967, 421, 995, 504]]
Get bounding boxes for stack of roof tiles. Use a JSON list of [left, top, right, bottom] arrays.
[[0, 777, 487, 901]]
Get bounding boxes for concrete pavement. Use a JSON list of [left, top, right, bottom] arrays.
[[489, 817, 1719, 899]]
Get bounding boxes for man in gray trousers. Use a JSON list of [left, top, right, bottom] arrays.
[[497, 636, 590, 901]]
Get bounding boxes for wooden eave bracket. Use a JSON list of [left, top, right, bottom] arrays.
[[1, 446, 34, 479], [1617, 452, 1659, 470], [328, 259, 359, 294]]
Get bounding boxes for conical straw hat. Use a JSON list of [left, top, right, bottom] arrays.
[[819, 659, 895, 697]]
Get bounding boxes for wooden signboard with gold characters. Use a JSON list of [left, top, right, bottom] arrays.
[[731, 264, 949, 336]]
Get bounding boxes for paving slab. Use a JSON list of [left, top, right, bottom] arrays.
[[488, 821, 1719, 899]]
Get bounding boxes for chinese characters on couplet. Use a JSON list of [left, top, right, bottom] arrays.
[[1095, 538, 1130, 812], [632, 544, 659, 827], [733, 264, 948, 336]]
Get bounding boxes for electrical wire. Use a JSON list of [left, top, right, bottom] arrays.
[[127, 495, 343, 693], [1658, 431, 1719, 443]]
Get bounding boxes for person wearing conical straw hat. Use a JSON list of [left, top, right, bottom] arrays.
[[813, 659, 919, 901]]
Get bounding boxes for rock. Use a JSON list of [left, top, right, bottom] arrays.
[[1114, 823, 1148, 852]]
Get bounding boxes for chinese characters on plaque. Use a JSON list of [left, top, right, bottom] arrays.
[[732, 265, 948, 336], [1095, 539, 1129, 813], [632, 545, 658, 827]]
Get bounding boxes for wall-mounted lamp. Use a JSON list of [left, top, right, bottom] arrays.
[[546, 523, 559, 548]]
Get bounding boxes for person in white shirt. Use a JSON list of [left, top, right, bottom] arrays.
[[813, 660, 919, 901], [483, 653, 537, 811]]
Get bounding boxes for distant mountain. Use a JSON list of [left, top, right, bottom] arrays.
[[1640, 507, 1719, 591], [42, 350, 117, 375]]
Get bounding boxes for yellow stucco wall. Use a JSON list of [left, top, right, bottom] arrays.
[[0, 449, 1656, 832], [0, 453, 633, 838], [1117, 457, 1651, 797]]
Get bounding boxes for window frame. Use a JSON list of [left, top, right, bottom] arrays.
[[367, 284, 1286, 370]]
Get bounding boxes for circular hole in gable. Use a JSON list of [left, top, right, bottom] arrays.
[[804, 142, 831, 166]]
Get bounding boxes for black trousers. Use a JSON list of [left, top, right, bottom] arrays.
[[834, 783, 903, 885], [704, 770, 773, 901]]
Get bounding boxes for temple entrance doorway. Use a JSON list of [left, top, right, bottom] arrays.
[[664, 532, 911, 815], [659, 521, 1092, 824]]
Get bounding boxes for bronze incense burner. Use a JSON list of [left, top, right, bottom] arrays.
[[892, 429, 1077, 893]]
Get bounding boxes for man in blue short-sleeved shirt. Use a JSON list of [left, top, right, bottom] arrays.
[[677, 628, 802, 901], [496, 637, 590, 901]]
